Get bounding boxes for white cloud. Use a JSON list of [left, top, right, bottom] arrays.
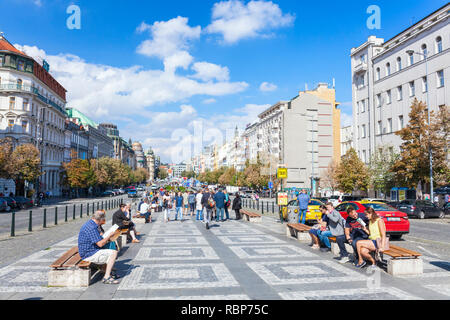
[[14, 44, 248, 120], [203, 98, 217, 104], [191, 62, 230, 82], [206, 0, 295, 44], [136, 17, 201, 60], [259, 81, 277, 92]]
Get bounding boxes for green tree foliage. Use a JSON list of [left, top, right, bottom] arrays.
[[368, 145, 399, 197], [391, 100, 449, 191], [335, 148, 370, 194]]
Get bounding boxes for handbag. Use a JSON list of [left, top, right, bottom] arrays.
[[376, 237, 390, 251]]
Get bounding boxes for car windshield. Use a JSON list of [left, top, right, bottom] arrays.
[[363, 203, 396, 211]]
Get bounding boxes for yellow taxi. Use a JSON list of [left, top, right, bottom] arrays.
[[282, 199, 325, 224]]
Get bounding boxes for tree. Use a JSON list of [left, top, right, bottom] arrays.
[[0, 138, 15, 179], [62, 159, 96, 193], [368, 145, 399, 198], [335, 148, 370, 194], [158, 168, 168, 180], [391, 100, 449, 195], [10, 144, 41, 196], [320, 159, 339, 193]]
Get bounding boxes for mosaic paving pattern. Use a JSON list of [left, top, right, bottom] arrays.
[[229, 245, 318, 260], [118, 263, 239, 290], [246, 260, 368, 285], [134, 247, 219, 261], [279, 287, 421, 300], [217, 234, 285, 245], [143, 236, 208, 246], [114, 294, 251, 300]]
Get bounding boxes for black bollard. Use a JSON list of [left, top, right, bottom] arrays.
[[28, 210, 32, 232], [10, 210, 15, 237], [65, 206, 68, 222], [54, 207, 58, 225], [43, 208, 47, 228]]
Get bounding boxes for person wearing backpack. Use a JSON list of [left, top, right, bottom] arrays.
[[224, 190, 231, 221], [214, 189, 226, 222], [201, 189, 216, 230], [188, 191, 196, 217]]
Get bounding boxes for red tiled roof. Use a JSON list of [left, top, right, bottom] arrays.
[[0, 36, 29, 57]]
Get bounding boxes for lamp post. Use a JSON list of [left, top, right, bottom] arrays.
[[406, 49, 433, 202], [300, 113, 315, 197]]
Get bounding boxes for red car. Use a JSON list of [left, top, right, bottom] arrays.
[[335, 201, 410, 239]]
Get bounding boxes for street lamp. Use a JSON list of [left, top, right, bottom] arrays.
[[300, 113, 315, 197], [406, 49, 433, 202]]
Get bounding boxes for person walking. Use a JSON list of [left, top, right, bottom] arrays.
[[297, 189, 310, 224], [224, 190, 231, 221], [175, 192, 184, 221], [201, 189, 215, 230], [232, 192, 242, 220], [162, 192, 172, 223], [182, 190, 189, 217], [214, 189, 226, 222], [196, 190, 204, 221], [188, 191, 196, 217]]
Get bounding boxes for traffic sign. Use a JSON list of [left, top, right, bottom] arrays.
[[268, 181, 274, 189], [277, 168, 288, 179]]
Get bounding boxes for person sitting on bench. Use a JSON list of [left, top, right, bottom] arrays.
[[308, 205, 329, 250], [345, 207, 369, 266], [78, 210, 120, 284], [355, 207, 387, 269], [113, 204, 140, 243]]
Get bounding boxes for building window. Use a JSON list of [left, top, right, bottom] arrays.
[[360, 100, 366, 113], [437, 70, 444, 88], [421, 44, 428, 59], [387, 90, 392, 104], [22, 121, 28, 133], [357, 126, 360, 139], [376, 68, 381, 80], [386, 63, 391, 76], [376, 94, 382, 107], [362, 125, 366, 138], [8, 119, 14, 131], [362, 150, 367, 163], [387, 118, 392, 133], [0, 55, 3, 66], [377, 121, 382, 135], [397, 86, 403, 101], [397, 57, 402, 71], [436, 36, 442, 54], [409, 81, 415, 97], [17, 79, 22, 89], [9, 97, 15, 110], [17, 60, 24, 71], [23, 98, 29, 111], [398, 115, 404, 130], [422, 76, 428, 93], [408, 52, 414, 66]]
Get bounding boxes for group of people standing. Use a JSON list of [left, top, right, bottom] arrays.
[[153, 188, 243, 229]]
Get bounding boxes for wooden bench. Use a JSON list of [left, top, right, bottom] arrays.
[[328, 236, 354, 256], [381, 245, 423, 276], [286, 223, 312, 242], [48, 246, 93, 287], [241, 210, 262, 223]]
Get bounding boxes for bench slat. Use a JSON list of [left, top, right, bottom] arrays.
[[287, 223, 311, 232], [64, 253, 84, 268], [388, 245, 421, 257], [50, 246, 79, 268]]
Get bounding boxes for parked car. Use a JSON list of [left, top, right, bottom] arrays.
[[329, 195, 341, 207], [0, 198, 10, 212], [386, 201, 401, 209], [283, 199, 326, 224], [112, 189, 121, 196], [335, 201, 410, 239], [443, 202, 450, 216], [396, 199, 445, 219], [127, 190, 138, 198], [0, 197, 17, 209], [361, 198, 389, 204], [12, 196, 34, 209], [102, 191, 115, 197], [316, 197, 329, 204]]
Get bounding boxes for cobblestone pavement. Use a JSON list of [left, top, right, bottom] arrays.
[[0, 209, 449, 300]]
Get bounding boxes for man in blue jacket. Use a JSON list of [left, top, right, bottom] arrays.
[[297, 189, 310, 224], [214, 189, 226, 222]]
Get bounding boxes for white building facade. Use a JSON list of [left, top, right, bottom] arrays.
[[0, 35, 67, 196], [351, 4, 449, 163]]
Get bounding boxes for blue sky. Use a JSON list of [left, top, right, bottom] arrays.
[[1, 0, 447, 162]]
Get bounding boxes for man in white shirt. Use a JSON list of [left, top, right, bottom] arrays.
[[140, 199, 151, 223]]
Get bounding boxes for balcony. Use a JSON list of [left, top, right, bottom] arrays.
[[0, 84, 65, 114], [354, 62, 368, 74]]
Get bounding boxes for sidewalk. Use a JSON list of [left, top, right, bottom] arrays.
[[0, 210, 449, 300]]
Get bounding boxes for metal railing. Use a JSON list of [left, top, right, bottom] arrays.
[[7, 197, 124, 237]]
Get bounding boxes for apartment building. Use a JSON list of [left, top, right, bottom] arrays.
[[0, 34, 67, 196], [351, 4, 449, 162]]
